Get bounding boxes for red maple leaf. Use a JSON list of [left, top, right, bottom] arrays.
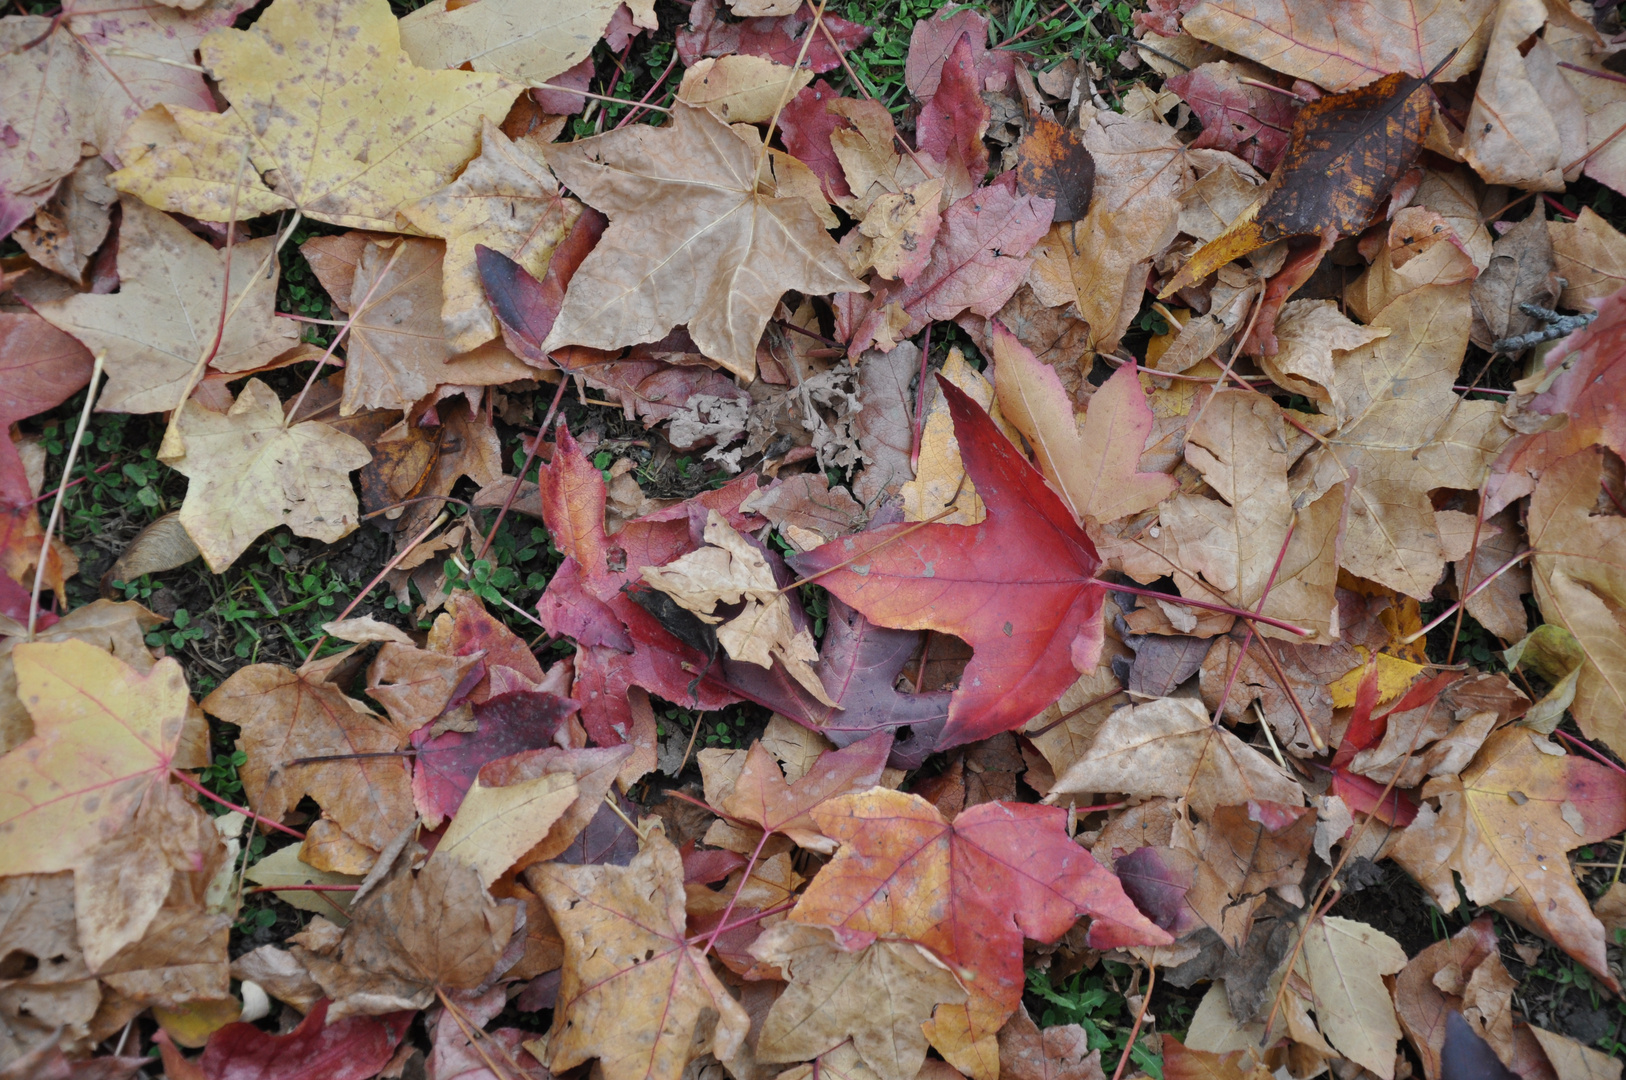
[[793, 378, 1303, 748]]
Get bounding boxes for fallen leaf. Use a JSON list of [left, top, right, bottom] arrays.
[[678, 54, 813, 124], [473, 744, 634, 869], [717, 733, 891, 852], [540, 102, 861, 380], [434, 771, 580, 887], [411, 689, 580, 830], [851, 343, 919, 508], [1296, 284, 1511, 599], [997, 1006, 1105, 1080], [37, 197, 300, 415], [1526, 1025, 1623, 1080], [528, 822, 750, 1080], [992, 325, 1175, 526], [852, 178, 945, 284], [914, 34, 991, 203], [1255, 300, 1390, 426], [791, 377, 1110, 748], [198, 999, 413, 1080], [1488, 289, 1626, 518], [1394, 917, 1516, 1080], [401, 120, 581, 352], [1050, 696, 1304, 818], [0, 312, 94, 505], [678, 0, 871, 75], [1461, 0, 1584, 191], [1167, 62, 1299, 173], [201, 661, 415, 871], [398, 0, 637, 84], [1015, 119, 1096, 223], [751, 923, 968, 1080], [1294, 916, 1408, 1078], [1550, 206, 1626, 310], [298, 851, 518, 1018], [1470, 211, 1562, 351], [848, 178, 1054, 356], [12, 157, 116, 285], [1182, 0, 1484, 92], [241, 846, 361, 921], [792, 790, 1169, 1079], [160, 379, 371, 572], [1391, 727, 1626, 991], [0, 0, 251, 230], [109, 0, 520, 229], [1525, 449, 1626, 756], [742, 474, 865, 546], [904, 7, 1014, 101], [1105, 390, 1346, 642]]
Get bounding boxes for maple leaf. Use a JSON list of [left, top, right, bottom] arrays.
[[37, 197, 300, 415], [1295, 284, 1512, 599], [678, 54, 814, 124], [915, 34, 991, 202], [108, 0, 521, 230], [410, 690, 581, 830], [1048, 697, 1305, 819], [201, 662, 415, 874], [0, 0, 251, 231], [297, 849, 519, 1018], [1487, 288, 1626, 517], [528, 823, 750, 1080], [791, 377, 1108, 747], [1462, 0, 1584, 191], [199, 1000, 414, 1080], [991, 323, 1176, 526], [750, 923, 969, 1080], [1165, 62, 1298, 173], [159, 379, 371, 573], [1181, 0, 1482, 92], [1391, 727, 1626, 992], [539, 102, 861, 380], [715, 733, 891, 852], [0, 312, 93, 505], [1293, 916, 1409, 1077], [847, 177, 1054, 356], [997, 1006, 1104, 1080], [433, 771, 579, 888], [1103, 389, 1346, 642], [1394, 917, 1517, 1080], [791, 789, 1169, 1079], [1550, 206, 1626, 310], [904, 6, 1015, 100], [401, 120, 581, 352], [398, 0, 650, 84], [1524, 449, 1626, 756]]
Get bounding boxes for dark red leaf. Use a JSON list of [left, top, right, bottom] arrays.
[[200, 1000, 412, 1080], [477, 207, 607, 365], [779, 80, 853, 202], [412, 691, 579, 827]]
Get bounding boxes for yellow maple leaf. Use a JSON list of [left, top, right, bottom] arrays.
[[109, 0, 521, 231]]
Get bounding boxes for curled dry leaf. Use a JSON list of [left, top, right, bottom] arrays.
[[161, 379, 372, 573], [540, 102, 862, 380]]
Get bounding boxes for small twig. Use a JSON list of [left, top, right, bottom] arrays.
[[170, 769, 305, 838], [1210, 519, 1297, 729], [1101, 580, 1313, 637], [448, 554, 549, 630], [300, 510, 450, 665], [29, 352, 103, 640], [286, 750, 417, 767], [284, 240, 405, 423], [476, 377, 569, 562], [1025, 686, 1126, 738], [1237, 76, 1309, 101], [1255, 702, 1288, 770], [1567, 114, 1626, 173], [436, 986, 528, 1080], [1109, 963, 1155, 1080], [1447, 485, 1490, 666], [530, 83, 671, 112], [616, 47, 681, 128], [602, 790, 648, 840], [1399, 550, 1533, 644], [1558, 60, 1626, 86], [700, 827, 771, 959]]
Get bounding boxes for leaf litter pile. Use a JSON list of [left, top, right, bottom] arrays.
[[8, 0, 1626, 1076]]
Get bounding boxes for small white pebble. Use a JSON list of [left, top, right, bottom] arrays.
[[239, 980, 270, 1023]]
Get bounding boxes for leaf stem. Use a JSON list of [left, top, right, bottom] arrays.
[[1398, 549, 1533, 645], [1109, 963, 1154, 1080], [1553, 730, 1626, 777], [1099, 580, 1313, 637], [29, 352, 102, 640], [244, 883, 360, 894], [170, 769, 305, 839]]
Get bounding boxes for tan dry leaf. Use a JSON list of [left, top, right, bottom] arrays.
[[434, 772, 579, 887], [750, 923, 968, 1080], [1461, 0, 1584, 190], [1525, 449, 1626, 756], [109, 0, 521, 230], [13, 157, 116, 285], [1299, 283, 1511, 599], [529, 823, 750, 1080], [1345, 207, 1481, 322], [399, 0, 644, 84], [1528, 1025, 1624, 1080], [0, 0, 246, 217], [641, 509, 836, 706], [997, 1006, 1104, 1080], [1105, 391, 1345, 642], [1182, 0, 1489, 93], [241, 845, 361, 921], [1048, 696, 1304, 819], [853, 178, 945, 284], [160, 379, 371, 572], [475, 745, 634, 870], [37, 198, 300, 415], [992, 325, 1175, 526], [1391, 727, 1626, 992], [852, 343, 919, 508], [1550, 207, 1626, 310], [540, 103, 861, 380], [831, 99, 937, 216], [679, 55, 814, 125], [1546, 18, 1626, 206], [402, 119, 581, 352], [1393, 917, 1515, 1080], [1294, 916, 1407, 1078], [298, 851, 517, 1019], [200, 662, 415, 873], [1257, 300, 1390, 426], [900, 348, 1021, 525]]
